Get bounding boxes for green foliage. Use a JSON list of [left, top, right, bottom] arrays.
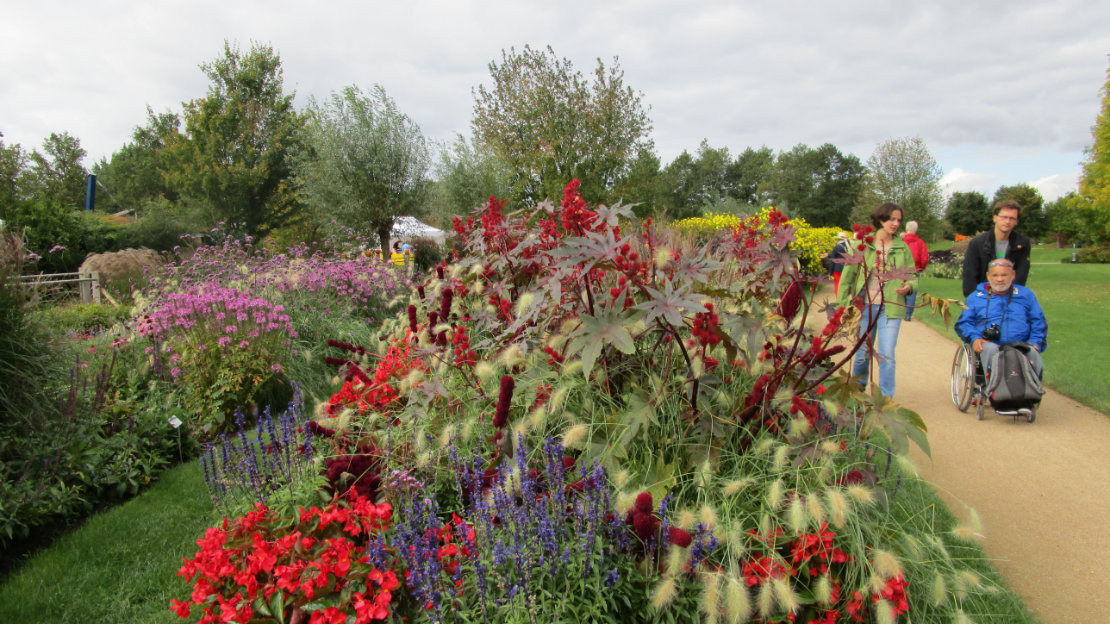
[[1074, 244, 1110, 263], [92, 109, 183, 214], [858, 136, 944, 238], [30, 301, 130, 335], [612, 147, 670, 218], [472, 44, 652, 205], [428, 134, 512, 226], [0, 265, 60, 420], [25, 132, 89, 212], [0, 339, 193, 556], [763, 143, 866, 227], [1070, 64, 1110, 244], [294, 84, 430, 256], [174, 40, 304, 237], [993, 184, 1047, 239], [408, 237, 443, 274], [945, 191, 991, 236]]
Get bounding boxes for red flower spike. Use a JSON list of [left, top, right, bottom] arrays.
[[493, 375, 514, 428], [634, 491, 654, 513], [667, 526, 693, 548]]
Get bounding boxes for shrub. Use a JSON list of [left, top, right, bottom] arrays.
[[1074, 245, 1110, 263], [923, 249, 962, 279], [409, 237, 444, 274], [674, 208, 843, 274]]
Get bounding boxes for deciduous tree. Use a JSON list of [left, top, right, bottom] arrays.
[[294, 84, 430, 258], [175, 41, 303, 237], [763, 143, 865, 227], [93, 109, 183, 213], [27, 132, 88, 210], [1069, 65, 1110, 243], [945, 191, 991, 236], [856, 137, 944, 237], [472, 45, 652, 205]]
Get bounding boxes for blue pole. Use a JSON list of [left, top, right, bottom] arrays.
[[85, 174, 96, 211]]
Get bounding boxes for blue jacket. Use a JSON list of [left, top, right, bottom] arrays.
[[956, 283, 1047, 352]]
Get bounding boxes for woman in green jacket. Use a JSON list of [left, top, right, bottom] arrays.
[[835, 203, 917, 397]]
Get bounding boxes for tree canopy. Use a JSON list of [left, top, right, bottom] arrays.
[[856, 137, 944, 237], [763, 143, 865, 227], [1068, 64, 1110, 243], [945, 191, 991, 236], [472, 45, 652, 205], [174, 41, 304, 237], [294, 84, 430, 256]]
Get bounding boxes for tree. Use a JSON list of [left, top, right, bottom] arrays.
[[733, 146, 775, 206], [175, 41, 303, 237], [93, 109, 183, 213], [945, 191, 991, 236], [294, 84, 430, 258], [762, 143, 865, 227], [612, 147, 668, 218], [428, 134, 512, 226], [472, 45, 652, 205], [26, 132, 88, 210], [0, 135, 28, 221], [993, 184, 1047, 240], [1068, 65, 1110, 243], [857, 137, 944, 237], [1045, 192, 1087, 244]]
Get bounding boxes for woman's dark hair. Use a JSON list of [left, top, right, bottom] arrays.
[[870, 203, 903, 229]]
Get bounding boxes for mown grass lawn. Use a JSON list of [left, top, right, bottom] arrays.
[[916, 246, 1110, 414], [0, 462, 214, 624]]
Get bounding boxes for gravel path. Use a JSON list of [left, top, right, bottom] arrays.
[[886, 315, 1110, 623]]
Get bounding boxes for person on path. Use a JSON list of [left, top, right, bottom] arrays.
[[837, 203, 917, 398], [901, 221, 929, 320], [822, 232, 850, 295], [961, 200, 1031, 297], [955, 258, 1047, 376]]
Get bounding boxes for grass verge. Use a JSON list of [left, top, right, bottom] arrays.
[[0, 462, 213, 624]]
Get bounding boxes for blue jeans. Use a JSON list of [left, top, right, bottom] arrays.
[[903, 292, 917, 321], [853, 304, 903, 397]]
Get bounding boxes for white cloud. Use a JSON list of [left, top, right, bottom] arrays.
[[1031, 172, 1080, 202]]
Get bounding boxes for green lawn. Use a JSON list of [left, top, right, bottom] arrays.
[[0, 462, 214, 624], [916, 246, 1110, 414]]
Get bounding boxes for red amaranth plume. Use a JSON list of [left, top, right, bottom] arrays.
[[667, 526, 693, 548], [440, 287, 454, 321], [417, 284, 426, 299], [407, 304, 418, 333], [436, 266, 445, 279], [778, 279, 803, 321], [634, 491, 654, 513], [493, 375, 515, 428]]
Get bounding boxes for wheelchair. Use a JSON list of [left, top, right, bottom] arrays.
[[950, 342, 1038, 423]]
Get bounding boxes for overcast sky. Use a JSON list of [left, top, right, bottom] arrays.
[[3, 0, 1108, 202]]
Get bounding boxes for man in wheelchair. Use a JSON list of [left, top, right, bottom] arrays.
[[955, 258, 1047, 379]]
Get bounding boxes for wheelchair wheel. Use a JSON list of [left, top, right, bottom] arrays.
[[950, 342, 975, 412]]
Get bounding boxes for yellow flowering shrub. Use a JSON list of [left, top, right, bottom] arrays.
[[674, 208, 844, 274]]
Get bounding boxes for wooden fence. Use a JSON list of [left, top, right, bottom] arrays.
[[8, 271, 108, 304]]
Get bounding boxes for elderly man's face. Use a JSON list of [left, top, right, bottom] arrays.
[[987, 265, 1015, 293]]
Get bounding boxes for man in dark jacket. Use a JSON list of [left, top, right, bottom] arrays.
[[961, 199, 1031, 297]]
